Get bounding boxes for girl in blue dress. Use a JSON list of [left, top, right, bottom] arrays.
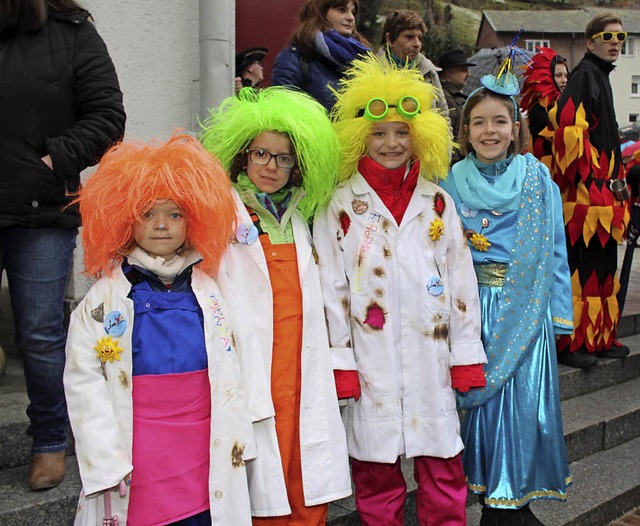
[[439, 74, 573, 525]]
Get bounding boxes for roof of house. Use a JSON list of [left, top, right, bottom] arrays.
[[482, 8, 640, 34]]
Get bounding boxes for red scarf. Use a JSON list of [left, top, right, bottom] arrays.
[[358, 157, 420, 225]]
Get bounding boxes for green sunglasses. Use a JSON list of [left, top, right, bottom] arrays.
[[590, 31, 627, 43], [356, 96, 421, 121]]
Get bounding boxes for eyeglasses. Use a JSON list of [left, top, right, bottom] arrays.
[[590, 31, 627, 43], [245, 148, 296, 169], [356, 96, 421, 121]]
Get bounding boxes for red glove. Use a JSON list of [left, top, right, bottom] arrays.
[[334, 370, 361, 400], [451, 364, 486, 393]]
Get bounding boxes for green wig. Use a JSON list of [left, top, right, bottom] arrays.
[[331, 54, 452, 182], [199, 86, 340, 220]]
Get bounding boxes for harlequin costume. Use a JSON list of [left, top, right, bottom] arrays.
[[313, 55, 487, 525], [542, 51, 630, 358], [520, 47, 565, 170], [63, 134, 256, 526], [200, 87, 351, 525]]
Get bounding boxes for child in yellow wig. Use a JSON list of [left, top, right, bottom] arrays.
[[313, 55, 487, 525], [200, 87, 351, 526], [63, 132, 254, 526]]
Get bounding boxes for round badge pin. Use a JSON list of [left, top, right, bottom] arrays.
[[352, 199, 369, 215], [426, 276, 444, 296], [104, 310, 127, 337], [236, 223, 259, 245], [460, 204, 478, 218]]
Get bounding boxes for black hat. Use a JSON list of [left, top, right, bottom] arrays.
[[236, 47, 268, 73], [438, 50, 475, 69]]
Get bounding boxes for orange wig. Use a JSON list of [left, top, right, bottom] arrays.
[[77, 132, 235, 277]]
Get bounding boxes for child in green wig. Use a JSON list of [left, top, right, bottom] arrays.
[[200, 86, 353, 525]]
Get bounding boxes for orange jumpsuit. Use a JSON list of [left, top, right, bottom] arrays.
[[252, 222, 328, 526]]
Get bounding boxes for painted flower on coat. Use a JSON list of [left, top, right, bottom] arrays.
[[95, 336, 124, 363], [429, 218, 445, 241], [470, 232, 491, 252]]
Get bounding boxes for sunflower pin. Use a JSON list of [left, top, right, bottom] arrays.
[[94, 336, 124, 363], [470, 232, 491, 252], [429, 217, 445, 241]]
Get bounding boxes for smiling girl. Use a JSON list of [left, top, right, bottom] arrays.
[[200, 87, 351, 526], [440, 85, 573, 524], [314, 55, 486, 526]]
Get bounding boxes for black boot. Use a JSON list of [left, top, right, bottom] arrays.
[[480, 506, 523, 526], [558, 349, 597, 369], [480, 505, 546, 526], [519, 504, 545, 525], [597, 340, 630, 359]]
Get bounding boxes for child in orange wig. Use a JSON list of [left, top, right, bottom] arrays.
[[63, 132, 255, 526]]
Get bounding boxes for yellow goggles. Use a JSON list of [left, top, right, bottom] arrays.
[[356, 96, 421, 121], [591, 31, 627, 43]]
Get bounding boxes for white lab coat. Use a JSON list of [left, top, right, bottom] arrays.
[[216, 191, 352, 516], [313, 173, 486, 463], [64, 266, 256, 525]]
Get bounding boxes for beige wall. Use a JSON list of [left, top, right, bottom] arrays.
[[69, 0, 204, 300]]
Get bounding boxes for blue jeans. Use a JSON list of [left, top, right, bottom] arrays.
[[0, 227, 77, 453]]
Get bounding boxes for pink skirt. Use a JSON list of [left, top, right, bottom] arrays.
[[127, 369, 211, 526]]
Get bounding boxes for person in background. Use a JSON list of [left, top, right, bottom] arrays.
[[438, 49, 476, 161], [543, 12, 630, 368], [200, 87, 351, 525], [0, 0, 125, 490], [315, 55, 486, 526], [235, 47, 268, 92], [65, 133, 254, 526], [271, 0, 370, 112], [377, 10, 448, 116], [520, 47, 568, 169], [440, 70, 573, 526]]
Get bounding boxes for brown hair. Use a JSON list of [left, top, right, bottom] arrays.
[[229, 132, 303, 188], [0, 0, 86, 35], [457, 89, 529, 158], [290, 0, 370, 56], [380, 10, 427, 46], [585, 12, 622, 40]]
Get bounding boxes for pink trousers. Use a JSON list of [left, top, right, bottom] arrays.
[[351, 454, 467, 526]]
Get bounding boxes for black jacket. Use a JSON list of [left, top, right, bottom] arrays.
[[555, 52, 621, 183], [0, 10, 125, 229]]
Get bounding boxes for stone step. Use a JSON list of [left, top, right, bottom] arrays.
[[0, 391, 30, 470], [558, 335, 640, 401], [562, 375, 640, 463], [525, 435, 640, 526], [0, 456, 79, 526]]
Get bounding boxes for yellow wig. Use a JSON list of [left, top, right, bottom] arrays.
[[76, 131, 236, 278], [331, 54, 452, 182]]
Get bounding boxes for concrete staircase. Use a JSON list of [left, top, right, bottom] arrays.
[[2, 307, 640, 525]]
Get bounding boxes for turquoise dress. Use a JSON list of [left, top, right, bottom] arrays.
[[440, 153, 573, 509]]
